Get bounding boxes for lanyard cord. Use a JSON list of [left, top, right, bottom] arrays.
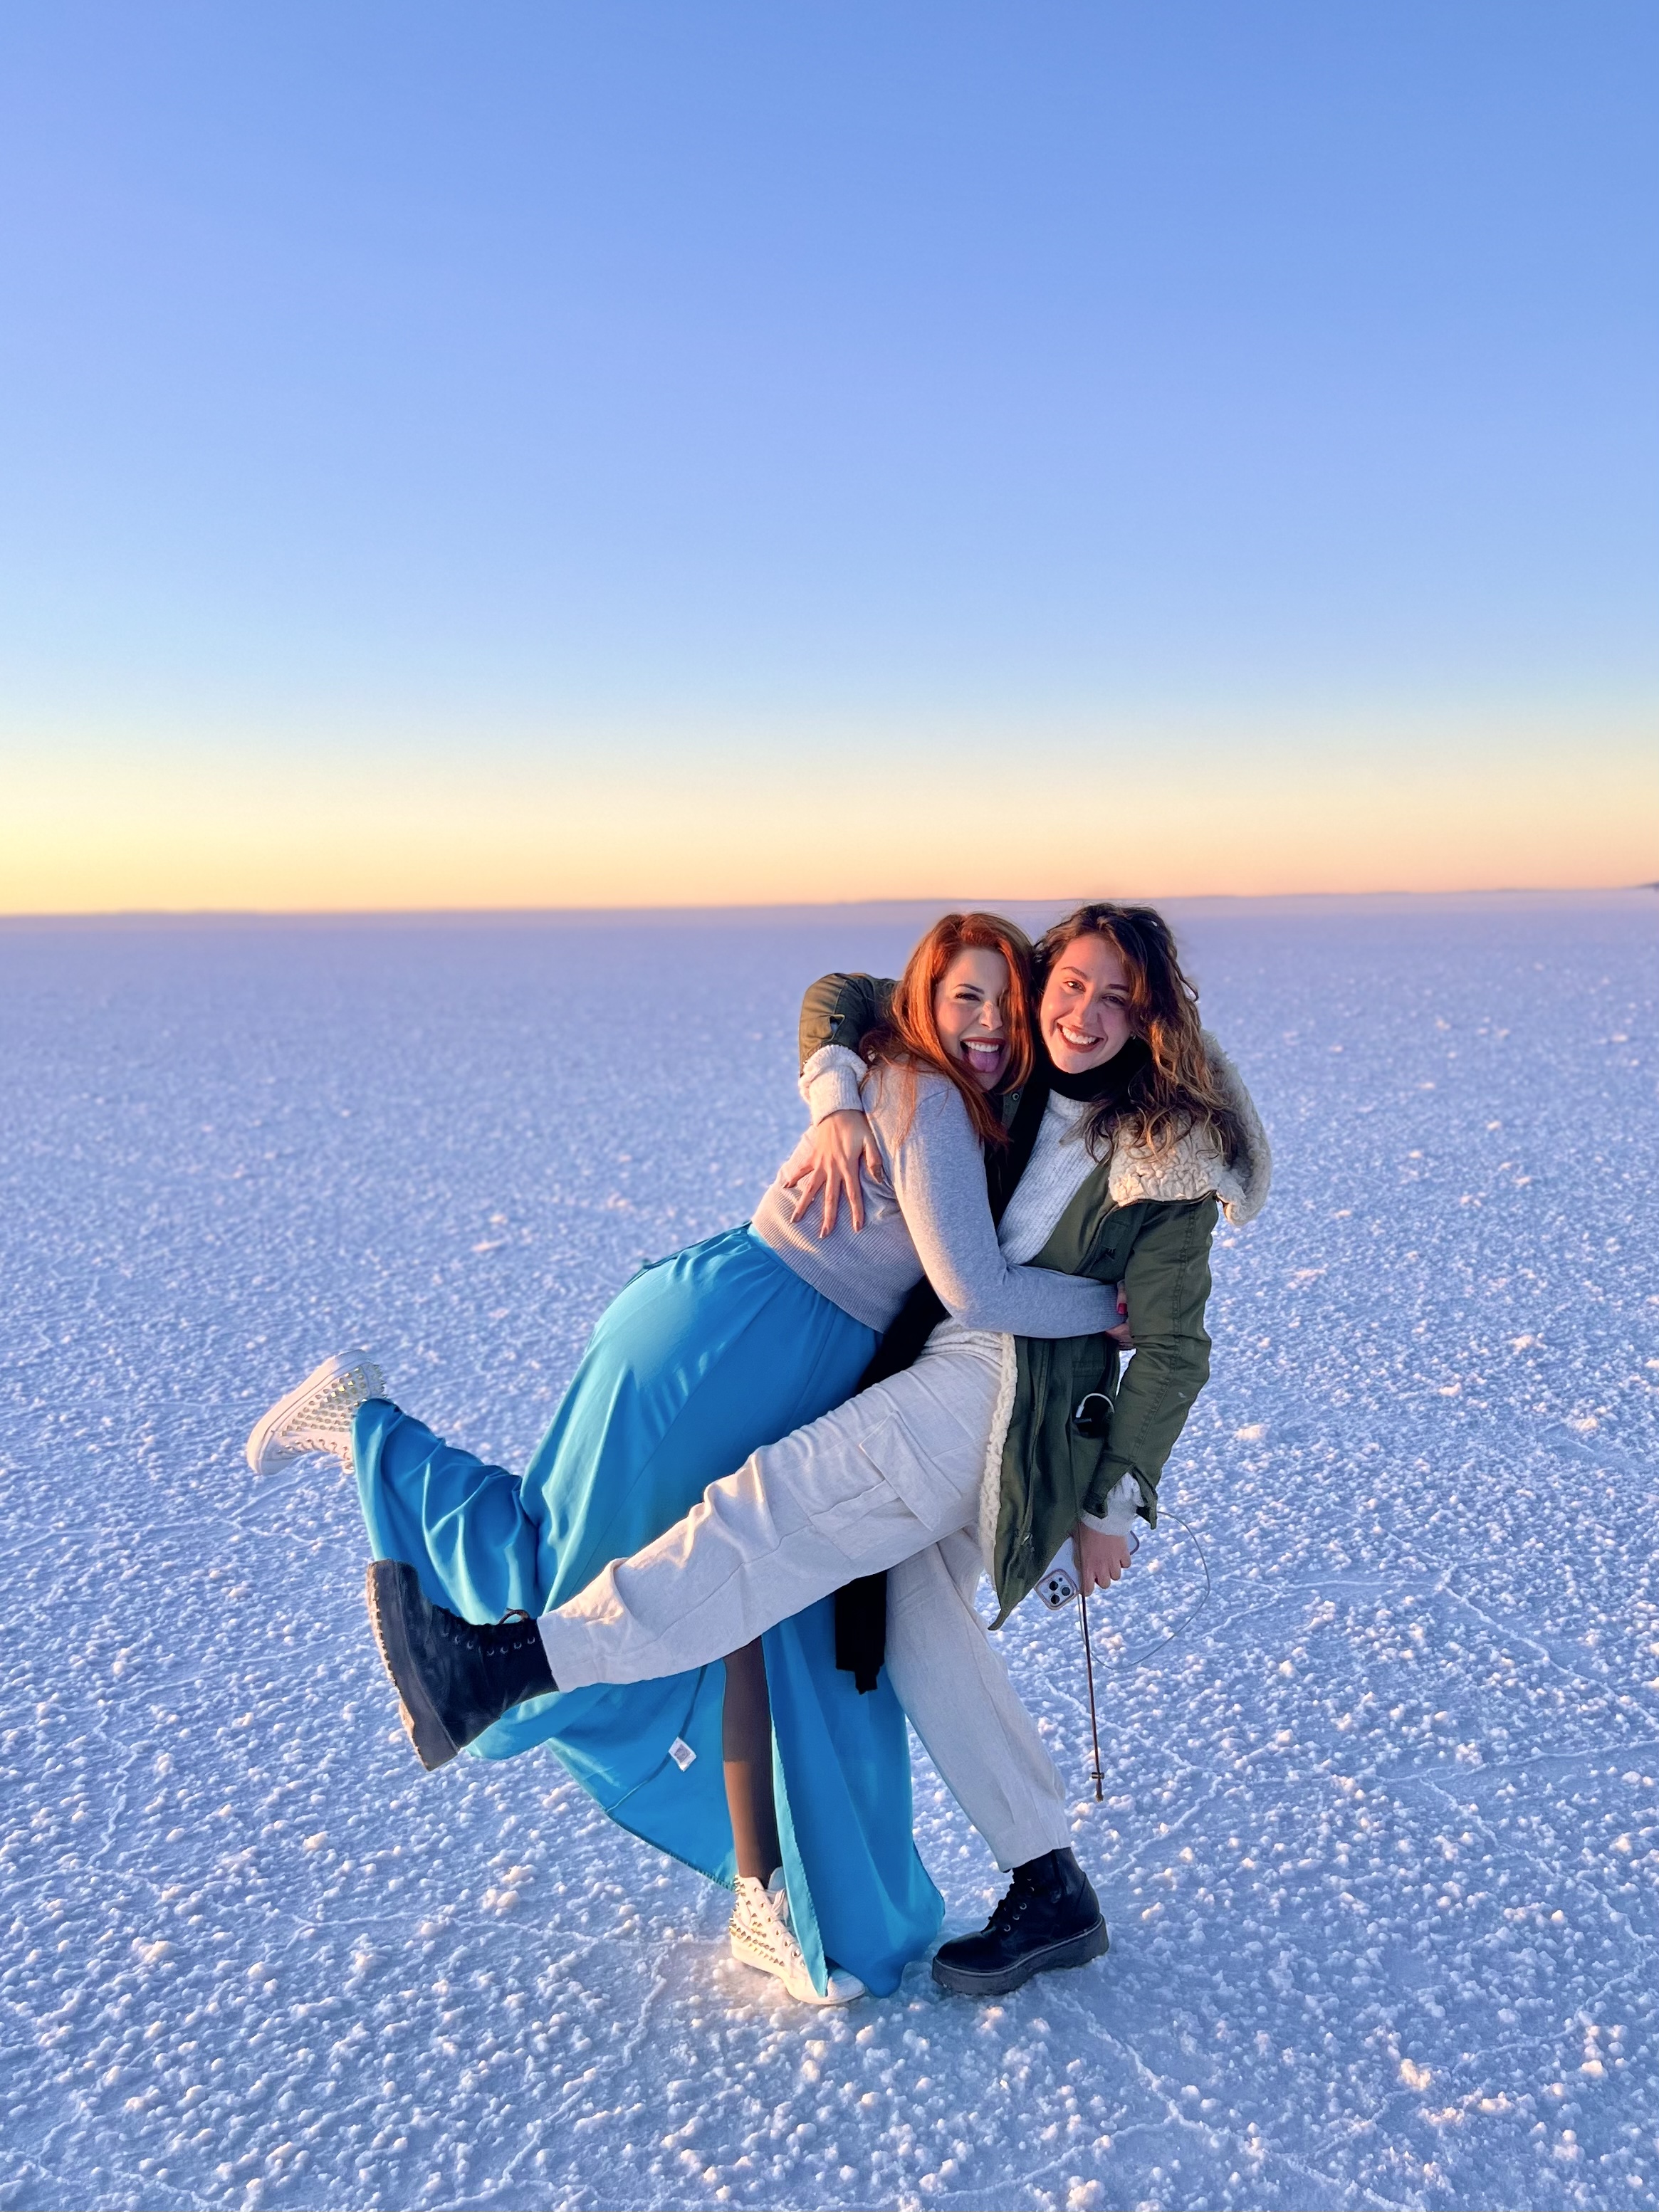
[[1113, 1509, 1213, 1672], [1075, 1509, 1215, 1796], [1077, 1587, 1104, 1801], [1124, 1513, 1212, 1663]]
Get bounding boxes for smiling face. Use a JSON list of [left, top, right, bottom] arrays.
[[932, 945, 1012, 1091], [1039, 933, 1137, 1074]]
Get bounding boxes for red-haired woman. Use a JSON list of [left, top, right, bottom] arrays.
[[246, 912, 1127, 2006]]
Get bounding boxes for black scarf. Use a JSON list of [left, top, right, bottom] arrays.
[[833, 1036, 1151, 1690]]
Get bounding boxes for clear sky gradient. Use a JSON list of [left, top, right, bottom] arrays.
[[1, 2, 1654, 911]]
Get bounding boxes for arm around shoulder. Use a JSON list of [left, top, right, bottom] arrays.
[[798, 973, 894, 1069], [886, 1075, 1124, 1337]]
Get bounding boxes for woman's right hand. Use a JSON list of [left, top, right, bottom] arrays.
[[779, 1111, 884, 1237]]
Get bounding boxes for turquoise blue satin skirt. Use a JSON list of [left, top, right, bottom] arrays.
[[353, 1223, 943, 1997]]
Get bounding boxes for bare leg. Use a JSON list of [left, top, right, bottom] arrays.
[[722, 1641, 781, 1882], [722, 1640, 862, 2002]]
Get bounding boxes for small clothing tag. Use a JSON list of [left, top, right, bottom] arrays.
[[668, 1736, 696, 1771]]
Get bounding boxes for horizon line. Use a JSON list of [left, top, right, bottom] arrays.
[[2, 883, 1655, 928]]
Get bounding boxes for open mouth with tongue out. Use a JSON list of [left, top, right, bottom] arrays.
[[959, 1035, 1008, 1086]]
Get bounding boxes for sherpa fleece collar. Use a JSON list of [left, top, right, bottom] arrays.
[[1104, 1032, 1272, 1227]]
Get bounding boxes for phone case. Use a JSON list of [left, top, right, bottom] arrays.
[[1035, 1537, 1080, 1611]]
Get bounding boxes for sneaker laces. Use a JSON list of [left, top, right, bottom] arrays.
[[285, 1361, 384, 1452], [731, 1874, 863, 2005], [733, 1877, 807, 1976]]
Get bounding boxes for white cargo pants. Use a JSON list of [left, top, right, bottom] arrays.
[[538, 1323, 1073, 1870]]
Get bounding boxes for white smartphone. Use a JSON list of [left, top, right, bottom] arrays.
[[1035, 1537, 1081, 1611]]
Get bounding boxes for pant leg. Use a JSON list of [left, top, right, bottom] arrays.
[[538, 1329, 1004, 1692], [355, 1401, 545, 1620], [884, 1532, 1073, 1871]]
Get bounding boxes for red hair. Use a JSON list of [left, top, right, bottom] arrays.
[[861, 911, 1035, 1148]]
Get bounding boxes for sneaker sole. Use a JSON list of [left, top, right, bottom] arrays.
[[365, 1560, 461, 1773], [245, 1351, 375, 1476], [930, 1915, 1110, 1997]]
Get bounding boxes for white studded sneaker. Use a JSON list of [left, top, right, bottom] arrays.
[[729, 1868, 865, 2006], [245, 1351, 387, 1477]]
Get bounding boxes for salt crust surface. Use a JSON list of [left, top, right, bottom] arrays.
[[1, 893, 1655, 2212]]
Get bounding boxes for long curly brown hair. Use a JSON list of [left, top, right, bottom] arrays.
[[1035, 902, 1245, 1166], [860, 911, 1035, 1148]]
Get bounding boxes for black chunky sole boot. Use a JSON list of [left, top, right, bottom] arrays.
[[365, 1559, 556, 1771], [931, 1847, 1109, 1996]]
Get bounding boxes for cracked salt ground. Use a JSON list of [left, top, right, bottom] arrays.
[[1, 891, 1656, 2212]]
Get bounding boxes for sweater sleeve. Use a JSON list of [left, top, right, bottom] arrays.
[[1083, 1198, 1215, 1517], [879, 1075, 1124, 1338], [800, 1044, 870, 1123], [798, 973, 894, 1068]]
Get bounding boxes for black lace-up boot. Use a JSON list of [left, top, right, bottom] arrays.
[[931, 1847, 1109, 1996], [366, 1559, 556, 1771]]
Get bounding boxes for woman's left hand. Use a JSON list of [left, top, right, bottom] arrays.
[[779, 1110, 883, 1237], [1105, 1282, 1134, 1349]]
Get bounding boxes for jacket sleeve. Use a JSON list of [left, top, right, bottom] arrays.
[[797, 973, 895, 1070], [1084, 1198, 1215, 1519]]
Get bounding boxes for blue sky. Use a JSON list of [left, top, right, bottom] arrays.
[[1, 3, 1654, 907]]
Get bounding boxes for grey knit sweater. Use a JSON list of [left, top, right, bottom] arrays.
[[750, 1059, 1122, 1339], [789, 1054, 1142, 1537]]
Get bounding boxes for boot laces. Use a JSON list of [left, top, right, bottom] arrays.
[[986, 1877, 1037, 1936], [435, 1603, 540, 1653]]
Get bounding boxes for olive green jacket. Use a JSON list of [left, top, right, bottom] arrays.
[[797, 972, 1272, 1620]]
